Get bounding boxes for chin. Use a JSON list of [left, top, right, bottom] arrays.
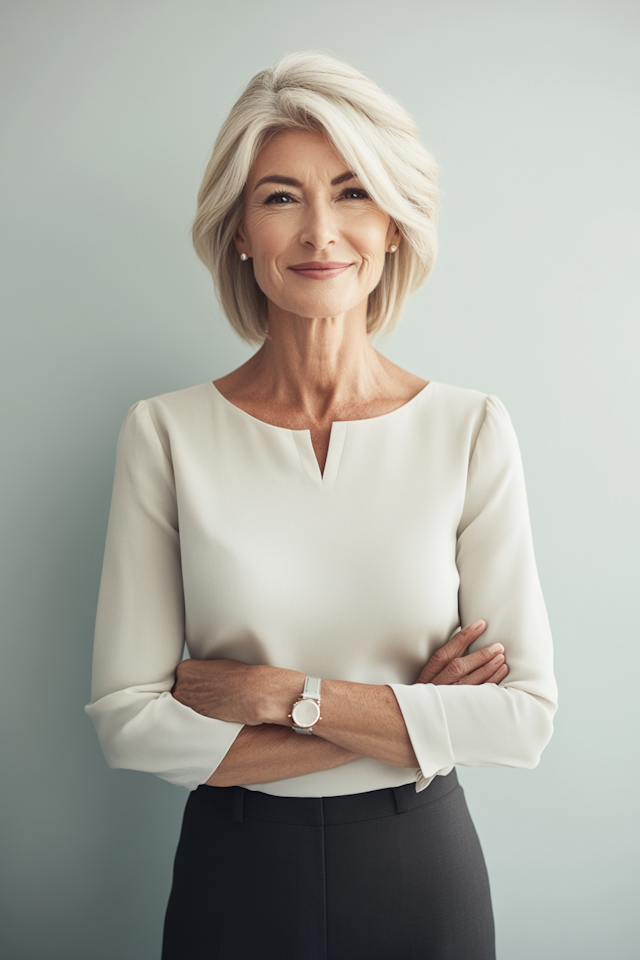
[[276, 293, 366, 321]]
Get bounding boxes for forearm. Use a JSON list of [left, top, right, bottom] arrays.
[[177, 663, 417, 771], [206, 722, 360, 787], [302, 679, 417, 767], [177, 630, 502, 778], [252, 669, 417, 767], [261, 628, 504, 766]]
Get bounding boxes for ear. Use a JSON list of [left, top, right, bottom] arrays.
[[233, 224, 252, 259], [386, 219, 402, 250]]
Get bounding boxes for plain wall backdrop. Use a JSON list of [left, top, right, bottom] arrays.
[[1, 1, 638, 957]]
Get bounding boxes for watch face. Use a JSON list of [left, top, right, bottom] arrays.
[[291, 699, 321, 728]]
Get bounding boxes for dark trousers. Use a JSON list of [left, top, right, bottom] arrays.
[[161, 768, 495, 960]]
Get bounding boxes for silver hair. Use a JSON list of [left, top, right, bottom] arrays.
[[192, 51, 439, 343]]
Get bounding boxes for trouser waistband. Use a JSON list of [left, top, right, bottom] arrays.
[[195, 768, 459, 825]]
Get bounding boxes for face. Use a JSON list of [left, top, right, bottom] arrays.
[[235, 128, 400, 322]]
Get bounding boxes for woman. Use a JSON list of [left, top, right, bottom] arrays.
[[86, 51, 557, 959]]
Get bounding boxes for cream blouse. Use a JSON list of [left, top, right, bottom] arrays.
[[86, 380, 557, 795]]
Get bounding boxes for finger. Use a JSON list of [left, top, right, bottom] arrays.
[[484, 662, 509, 685], [459, 661, 509, 686], [416, 620, 487, 684], [452, 654, 507, 686], [446, 620, 488, 657], [430, 644, 503, 685], [430, 643, 504, 686]]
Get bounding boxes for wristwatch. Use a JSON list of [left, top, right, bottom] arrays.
[[289, 677, 322, 734]]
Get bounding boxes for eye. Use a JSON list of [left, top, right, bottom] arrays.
[[263, 190, 296, 205], [341, 188, 370, 200]]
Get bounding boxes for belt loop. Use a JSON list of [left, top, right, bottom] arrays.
[[392, 785, 411, 815], [232, 786, 245, 823]]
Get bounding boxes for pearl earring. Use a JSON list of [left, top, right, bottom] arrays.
[[389, 245, 397, 253], [240, 253, 248, 261]]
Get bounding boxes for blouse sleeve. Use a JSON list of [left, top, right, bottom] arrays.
[[85, 401, 243, 790], [389, 395, 557, 789]]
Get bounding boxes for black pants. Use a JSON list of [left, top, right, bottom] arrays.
[[162, 769, 495, 960]]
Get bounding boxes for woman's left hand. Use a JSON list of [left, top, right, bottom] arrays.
[[171, 658, 304, 725], [415, 620, 508, 687]]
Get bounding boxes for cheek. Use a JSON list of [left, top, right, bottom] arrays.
[[352, 216, 392, 260], [246, 211, 292, 258], [357, 237, 389, 273], [252, 228, 295, 288]]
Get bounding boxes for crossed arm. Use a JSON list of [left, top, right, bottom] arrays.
[[171, 620, 508, 787]]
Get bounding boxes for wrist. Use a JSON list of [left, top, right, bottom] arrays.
[[258, 666, 306, 726]]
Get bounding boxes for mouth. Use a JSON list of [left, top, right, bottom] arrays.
[[288, 261, 353, 280]]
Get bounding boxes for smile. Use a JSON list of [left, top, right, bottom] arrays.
[[288, 261, 353, 280]]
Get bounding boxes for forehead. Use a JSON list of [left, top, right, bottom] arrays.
[[248, 128, 350, 184]]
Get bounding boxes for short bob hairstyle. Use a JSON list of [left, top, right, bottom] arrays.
[[192, 51, 439, 343]]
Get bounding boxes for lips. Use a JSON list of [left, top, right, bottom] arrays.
[[288, 261, 353, 280]]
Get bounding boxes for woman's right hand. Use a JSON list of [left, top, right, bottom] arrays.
[[415, 620, 509, 687]]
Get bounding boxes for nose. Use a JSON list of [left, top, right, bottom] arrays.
[[298, 197, 338, 251]]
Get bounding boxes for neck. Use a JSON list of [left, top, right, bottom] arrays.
[[246, 302, 388, 420]]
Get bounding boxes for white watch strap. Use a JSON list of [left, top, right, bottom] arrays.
[[301, 676, 322, 700]]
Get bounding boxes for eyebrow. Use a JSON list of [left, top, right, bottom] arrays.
[[253, 171, 356, 191]]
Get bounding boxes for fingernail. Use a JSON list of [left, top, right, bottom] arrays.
[[471, 620, 486, 629], [488, 643, 504, 654], [492, 653, 505, 664]]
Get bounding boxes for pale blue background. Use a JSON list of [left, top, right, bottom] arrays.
[[1, 1, 639, 958]]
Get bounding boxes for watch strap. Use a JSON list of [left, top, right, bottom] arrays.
[[301, 676, 322, 700]]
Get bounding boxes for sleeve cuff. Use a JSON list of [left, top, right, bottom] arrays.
[[388, 683, 455, 788], [86, 688, 244, 790]]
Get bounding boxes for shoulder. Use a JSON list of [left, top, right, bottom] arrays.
[[428, 380, 487, 413], [117, 382, 217, 459], [425, 379, 498, 427], [138, 381, 214, 419], [424, 382, 517, 460], [428, 381, 510, 415], [122, 381, 215, 430]]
